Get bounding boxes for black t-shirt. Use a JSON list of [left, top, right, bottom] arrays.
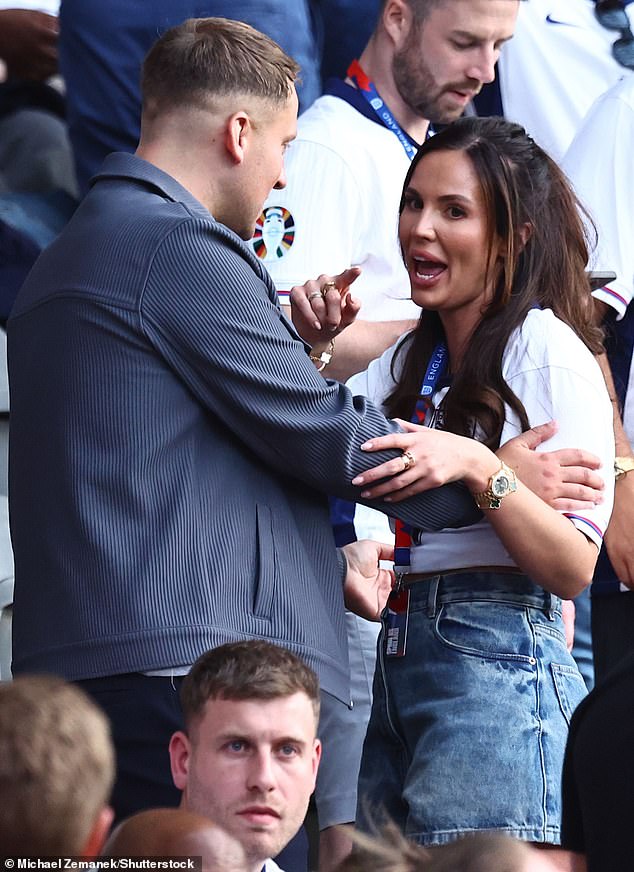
[[562, 651, 634, 870]]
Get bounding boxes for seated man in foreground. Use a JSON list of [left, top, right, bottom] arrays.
[[0, 675, 115, 857], [169, 640, 322, 872]]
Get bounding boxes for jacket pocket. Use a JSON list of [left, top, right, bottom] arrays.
[[252, 503, 277, 620]]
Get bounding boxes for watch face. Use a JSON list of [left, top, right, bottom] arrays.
[[492, 474, 510, 497], [617, 457, 634, 476]]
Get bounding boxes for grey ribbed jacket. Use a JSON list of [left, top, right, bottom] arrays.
[[8, 153, 478, 702]]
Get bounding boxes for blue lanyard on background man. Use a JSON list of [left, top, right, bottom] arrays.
[[347, 59, 420, 160]]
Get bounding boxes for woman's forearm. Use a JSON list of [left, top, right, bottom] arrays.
[[455, 440, 599, 599], [355, 428, 601, 598]]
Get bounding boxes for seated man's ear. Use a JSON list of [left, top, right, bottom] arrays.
[[169, 731, 192, 790], [225, 111, 251, 165], [311, 738, 322, 785], [83, 805, 115, 858]]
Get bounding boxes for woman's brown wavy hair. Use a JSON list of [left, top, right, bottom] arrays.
[[385, 116, 604, 449]]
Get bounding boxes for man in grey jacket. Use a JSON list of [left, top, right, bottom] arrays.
[[7, 16, 478, 823]]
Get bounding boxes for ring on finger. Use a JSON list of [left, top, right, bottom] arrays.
[[401, 449, 415, 472], [307, 291, 322, 302], [321, 280, 337, 297]]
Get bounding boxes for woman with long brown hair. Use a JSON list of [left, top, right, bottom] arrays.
[[346, 116, 614, 848]]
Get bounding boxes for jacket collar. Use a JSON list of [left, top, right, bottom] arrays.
[[90, 152, 213, 222], [90, 152, 300, 330]]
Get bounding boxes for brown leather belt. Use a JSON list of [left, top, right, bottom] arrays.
[[401, 565, 525, 585]]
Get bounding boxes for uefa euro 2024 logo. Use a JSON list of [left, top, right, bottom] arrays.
[[250, 206, 296, 262]]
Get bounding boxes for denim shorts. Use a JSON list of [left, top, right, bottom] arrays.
[[356, 571, 587, 846]]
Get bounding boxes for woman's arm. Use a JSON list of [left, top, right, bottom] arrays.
[[352, 423, 600, 599]]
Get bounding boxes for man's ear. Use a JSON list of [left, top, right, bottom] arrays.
[[82, 805, 115, 858], [382, 0, 414, 51], [169, 730, 192, 790], [311, 738, 322, 788], [224, 111, 251, 165]]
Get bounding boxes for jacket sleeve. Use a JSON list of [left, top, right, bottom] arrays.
[[140, 218, 481, 532]]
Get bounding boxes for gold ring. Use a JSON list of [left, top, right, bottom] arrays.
[[401, 450, 415, 472], [307, 291, 322, 302], [321, 280, 337, 297]]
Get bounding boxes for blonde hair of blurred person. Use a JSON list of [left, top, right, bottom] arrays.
[[336, 824, 566, 872], [102, 808, 247, 872], [0, 675, 115, 856]]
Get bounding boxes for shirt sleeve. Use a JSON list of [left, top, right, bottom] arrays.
[[563, 84, 634, 319], [345, 335, 408, 411], [501, 313, 615, 547]]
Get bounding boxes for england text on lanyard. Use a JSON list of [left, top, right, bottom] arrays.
[[394, 342, 449, 575], [347, 59, 419, 161]]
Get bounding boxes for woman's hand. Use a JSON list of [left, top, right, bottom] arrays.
[[562, 599, 576, 652], [351, 420, 603, 599], [354, 417, 605, 509], [351, 419, 497, 501], [289, 267, 362, 346]]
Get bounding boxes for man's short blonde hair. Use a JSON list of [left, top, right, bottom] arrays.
[[141, 17, 300, 118], [0, 676, 115, 855]]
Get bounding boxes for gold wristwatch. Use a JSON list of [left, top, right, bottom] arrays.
[[614, 456, 634, 481], [473, 461, 517, 510]]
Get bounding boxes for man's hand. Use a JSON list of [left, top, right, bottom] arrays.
[[342, 540, 394, 621], [497, 421, 604, 511], [562, 599, 576, 652], [590, 331, 634, 588], [0, 10, 59, 80], [605, 471, 634, 589], [289, 267, 361, 347]]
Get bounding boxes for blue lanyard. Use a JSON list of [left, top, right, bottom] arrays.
[[347, 60, 419, 161], [414, 343, 448, 414], [394, 342, 449, 572]]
